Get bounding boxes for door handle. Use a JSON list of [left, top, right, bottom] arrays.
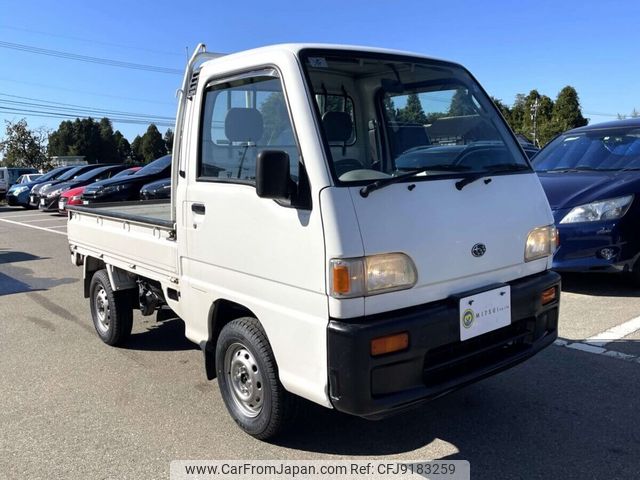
[[191, 203, 206, 214]]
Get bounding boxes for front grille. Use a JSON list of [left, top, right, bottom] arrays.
[[422, 319, 543, 387]]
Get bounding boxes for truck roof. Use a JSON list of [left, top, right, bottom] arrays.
[[200, 43, 461, 69]]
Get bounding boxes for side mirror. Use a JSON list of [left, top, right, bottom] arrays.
[[256, 150, 290, 200]]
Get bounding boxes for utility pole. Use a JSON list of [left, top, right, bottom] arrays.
[[530, 98, 540, 147]]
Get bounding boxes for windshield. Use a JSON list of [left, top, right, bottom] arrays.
[[300, 50, 528, 184], [113, 167, 139, 178], [57, 166, 87, 181], [533, 127, 640, 172], [74, 166, 111, 181], [38, 167, 68, 182], [135, 156, 171, 176]]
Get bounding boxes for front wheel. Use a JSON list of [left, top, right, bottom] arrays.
[[89, 269, 133, 346], [216, 317, 296, 440]]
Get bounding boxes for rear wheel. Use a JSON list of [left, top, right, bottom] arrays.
[[89, 269, 133, 346], [216, 317, 296, 440]]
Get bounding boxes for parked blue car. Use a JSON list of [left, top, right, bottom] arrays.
[[6, 166, 74, 208], [533, 118, 640, 279]]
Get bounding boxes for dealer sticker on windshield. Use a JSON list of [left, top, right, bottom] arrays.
[[459, 286, 511, 341]]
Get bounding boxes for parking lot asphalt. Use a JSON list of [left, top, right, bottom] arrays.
[[1, 204, 639, 480]]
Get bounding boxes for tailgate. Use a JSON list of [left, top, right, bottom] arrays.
[[67, 203, 177, 277]]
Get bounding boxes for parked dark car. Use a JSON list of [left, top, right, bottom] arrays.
[[29, 164, 109, 207], [81, 155, 171, 203], [6, 166, 74, 208], [112, 166, 142, 178], [38, 165, 129, 211], [533, 118, 640, 279], [140, 178, 171, 200], [516, 134, 539, 159]]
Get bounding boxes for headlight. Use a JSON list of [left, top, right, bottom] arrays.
[[48, 187, 69, 197], [33, 183, 50, 193], [560, 195, 634, 224], [525, 225, 558, 262], [100, 184, 124, 195], [329, 253, 417, 298], [13, 186, 29, 194]]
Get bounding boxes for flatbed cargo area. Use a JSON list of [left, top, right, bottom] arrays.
[[68, 200, 173, 228], [67, 199, 177, 280]]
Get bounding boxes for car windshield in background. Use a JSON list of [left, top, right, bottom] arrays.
[[534, 127, 640, 172], [57, 167, 85, 181], [37, 168, 67, 182], [74, 166, 110, 181], [135, 156, 171, 176], [300, 50, 528, 183]]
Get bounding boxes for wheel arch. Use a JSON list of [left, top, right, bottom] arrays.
[[203, 299, 258, 380], [83, 257, 106, 298]]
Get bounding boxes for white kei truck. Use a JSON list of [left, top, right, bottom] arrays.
[[67, 43, 561, 440]]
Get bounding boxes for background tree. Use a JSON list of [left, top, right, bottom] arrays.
[[260, 92, 291, 143], [491, 97, 512, 124], [98, 118, 118, 163], [164, 128, 174, 153], [0, 119, 49, 169], [48, 117, 137, 163], [449, 88, 476, 117], [114, 130, 132, 162], [396, 93, 428, 124], [140, 124, 167, 162], [552, 86, 588, 133], [47, 120, 75, 156], [131, 135, 143, 162]]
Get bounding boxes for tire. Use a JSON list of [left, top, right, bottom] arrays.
[[89, 269, 133, 346], [216, 317, 296, 440]]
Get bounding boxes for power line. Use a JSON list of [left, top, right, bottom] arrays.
[[0, 76, 175, 106], [0, 40, 182, 75], [0, 106, 175, 127], [0, 25, 184, 57], [0, 93, 174, 121]]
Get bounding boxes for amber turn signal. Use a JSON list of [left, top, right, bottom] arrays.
[[371, 332, 409, 356], [541, 287, 557, 305]]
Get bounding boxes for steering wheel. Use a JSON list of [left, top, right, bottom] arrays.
[[333, 159, 364, 177]]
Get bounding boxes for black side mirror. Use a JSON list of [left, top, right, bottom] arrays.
[[256, 150, 290, 200]]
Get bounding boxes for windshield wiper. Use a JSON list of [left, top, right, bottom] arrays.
[[359, 165, 471, 198], [455, 163, 531, 191], [542, 166, 598, 173]]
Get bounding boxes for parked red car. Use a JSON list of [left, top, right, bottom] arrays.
[[58, 167, 141, 214]]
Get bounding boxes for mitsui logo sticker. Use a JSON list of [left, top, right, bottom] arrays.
[[462, 309, 475, 328]]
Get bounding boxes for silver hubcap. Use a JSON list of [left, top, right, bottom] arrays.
[[95, 287, 110, 333], [224, 342, 263, 417]]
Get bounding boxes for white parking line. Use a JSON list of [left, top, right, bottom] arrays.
[[1, 212, 51, 219], [0, 217, 67, 236], [584, 315, 640, 347], [11, 217, 65, 223], [554, 315, 640, 364]]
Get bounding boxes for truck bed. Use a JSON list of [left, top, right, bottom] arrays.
[[67, 200, 178, 281]]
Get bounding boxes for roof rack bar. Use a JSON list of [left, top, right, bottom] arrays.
[[170, 44, 225, 224]]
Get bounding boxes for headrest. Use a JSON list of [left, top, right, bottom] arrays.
[[225, 108, 264, 143], [322, 111, 353, 143]]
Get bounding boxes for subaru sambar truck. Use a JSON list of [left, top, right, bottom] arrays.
[[67, 43, 560, 439]]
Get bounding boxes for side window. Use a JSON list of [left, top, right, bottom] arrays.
[[199, 73, 299, 183]]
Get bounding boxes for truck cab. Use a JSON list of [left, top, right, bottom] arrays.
[[67, 44, 560, 439]]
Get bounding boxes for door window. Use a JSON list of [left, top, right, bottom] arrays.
[[199, 72, 299, 184]]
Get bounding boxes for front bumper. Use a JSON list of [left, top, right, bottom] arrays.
[[327, 270, 560, 418], [38, 194, 61, 212], [552, 217, 640, 273]]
